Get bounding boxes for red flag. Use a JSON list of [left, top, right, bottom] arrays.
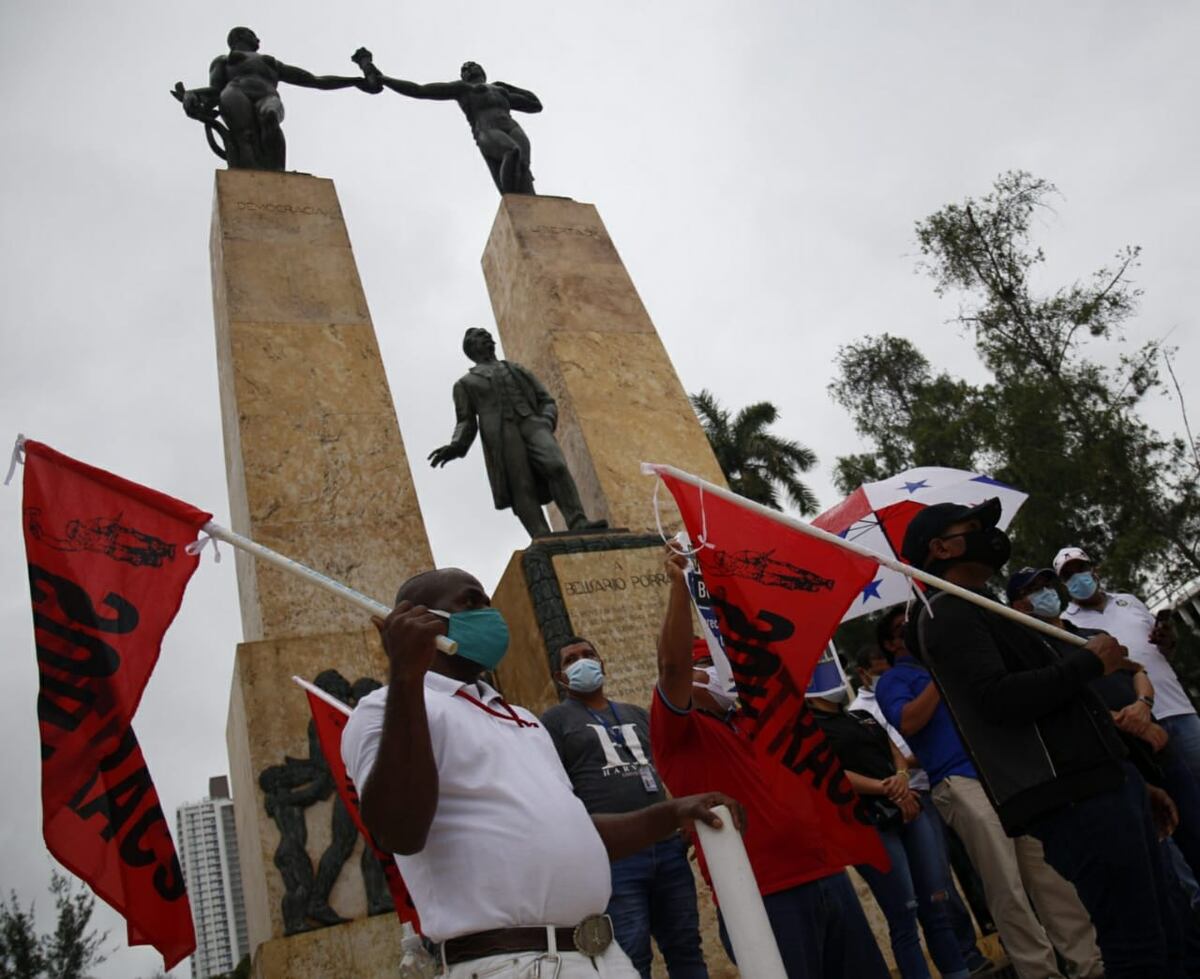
[[304, 690, 421, 931], [21, 440, 204, 968], [658, 470, 888, 872]]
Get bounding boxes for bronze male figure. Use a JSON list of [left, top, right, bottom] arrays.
[[355, 52, 541, 194], [429, 329, 605, 537], [174, 28, 371, 170]]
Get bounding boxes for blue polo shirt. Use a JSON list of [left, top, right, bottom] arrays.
[[875, 654, 977, 786]]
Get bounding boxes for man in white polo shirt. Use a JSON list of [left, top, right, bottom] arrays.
[[1056, 546, 1195, 775], [341, 567, 741, 978]]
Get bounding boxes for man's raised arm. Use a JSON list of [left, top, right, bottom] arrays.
[[353, 603, 446, 855], [658, 550, 695, 710], [276, 60, 372, 91], [378, 76, 468, 101]]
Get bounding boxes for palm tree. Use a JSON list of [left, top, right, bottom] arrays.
[[691, 389, 819, 514]]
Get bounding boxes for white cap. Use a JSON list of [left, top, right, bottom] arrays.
[[1053, 546, 1092, 577]]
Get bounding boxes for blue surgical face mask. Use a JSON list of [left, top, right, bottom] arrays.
[[1028, 587, 1063, 619], [1066, 572, 1098, 602], [564, 657, 604, 693], [447, 608, 510, 669]]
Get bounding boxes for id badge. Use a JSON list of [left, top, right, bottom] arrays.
[[639, 765, 659, 793]]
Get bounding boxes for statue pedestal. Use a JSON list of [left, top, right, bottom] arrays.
[[493, 531, 674, 713], [210, 169, 434, 975], [251, 914, 402, 979]]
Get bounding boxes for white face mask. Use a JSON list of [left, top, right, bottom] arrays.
[[695, 665, 737, 711]]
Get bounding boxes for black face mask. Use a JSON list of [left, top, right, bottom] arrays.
[[934, 527, 1012, 572]]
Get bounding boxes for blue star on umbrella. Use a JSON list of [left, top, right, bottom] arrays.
[[900, 479, 929, 494], [861, 579, 883, 603]]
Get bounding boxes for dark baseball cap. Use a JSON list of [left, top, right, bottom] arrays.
[[900, 498, 1003, 569], [1005, 566, 1054, 602]]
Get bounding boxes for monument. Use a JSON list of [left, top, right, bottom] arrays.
[[481, 193, 728, 706], [210, 168, 432, 977], [182, 38, 922, 977]]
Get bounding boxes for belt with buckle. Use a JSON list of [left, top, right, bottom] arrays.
[[440, 914, 614, 965]]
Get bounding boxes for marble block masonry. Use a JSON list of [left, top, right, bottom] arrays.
[[211, 169, 431, 977]]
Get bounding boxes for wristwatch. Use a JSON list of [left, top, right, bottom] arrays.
[[1137, 695, 1155, 709]]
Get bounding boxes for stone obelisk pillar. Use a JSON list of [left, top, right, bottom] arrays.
[[483, 195, 726, 533], [211, 169, 432, 977], [482, 194, 726, 713]]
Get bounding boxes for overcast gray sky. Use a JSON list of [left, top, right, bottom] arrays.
[[2, 2, 1197, 975]]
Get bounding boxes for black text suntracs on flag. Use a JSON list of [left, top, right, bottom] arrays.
[[21, 440, 205, 969], [657, 470, 889, 872]]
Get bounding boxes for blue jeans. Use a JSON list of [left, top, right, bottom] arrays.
[[1162, 713, 1200, 783], [607, 835, 706, 978], [857, 804, 969, 979], [1028, 765, 1185, 978], [922, 795, 990, 968], [718, 872, 889, 979], [1159, 740, 1200, 907]]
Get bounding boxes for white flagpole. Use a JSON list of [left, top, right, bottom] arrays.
[[693, 805, 787, 979], [292, 675, 353, 716], [643, 463, 1090, 650], [200, 521, 457, 655]]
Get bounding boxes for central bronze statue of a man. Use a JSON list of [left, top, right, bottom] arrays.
[[429, 329, 605, 538]]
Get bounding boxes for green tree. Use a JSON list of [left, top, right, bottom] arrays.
[[0, 894, 45, 979], [829, 170, 1200, 599], [0, 872, 107, 979], [690, 389, 819, 514]]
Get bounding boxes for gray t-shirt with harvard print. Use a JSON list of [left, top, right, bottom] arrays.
[[541, 698, 667, 814]]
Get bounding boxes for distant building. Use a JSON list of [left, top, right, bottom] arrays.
[[176, 777, 249, 979]]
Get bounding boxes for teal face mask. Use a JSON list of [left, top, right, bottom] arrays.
[[447, 608, 510, 669]]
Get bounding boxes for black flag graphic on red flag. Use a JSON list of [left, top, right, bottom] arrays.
[[304, 688, 422, 932], [656, 469, 889, 873], [21, 439, 205, 969]]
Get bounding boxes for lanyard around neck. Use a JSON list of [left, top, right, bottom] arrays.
[[580, 700, 626, 742], [454, 689, 539, 728]]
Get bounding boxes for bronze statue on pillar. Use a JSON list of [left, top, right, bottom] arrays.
[[429, 329, 607, 538], [172, 28, 372, 170], [353, 51, 541, 194]]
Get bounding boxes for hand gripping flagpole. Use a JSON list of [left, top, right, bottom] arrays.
[[643, 463, 1091, 650], [196, 521, 458, 655]]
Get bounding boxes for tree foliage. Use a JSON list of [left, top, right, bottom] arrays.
[[691, 389, 819, 514], [0, 872, 107, 979], [829, 170, 1200, 598]]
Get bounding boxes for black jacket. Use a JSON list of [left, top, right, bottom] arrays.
[[911, 589, 1126, 836]]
